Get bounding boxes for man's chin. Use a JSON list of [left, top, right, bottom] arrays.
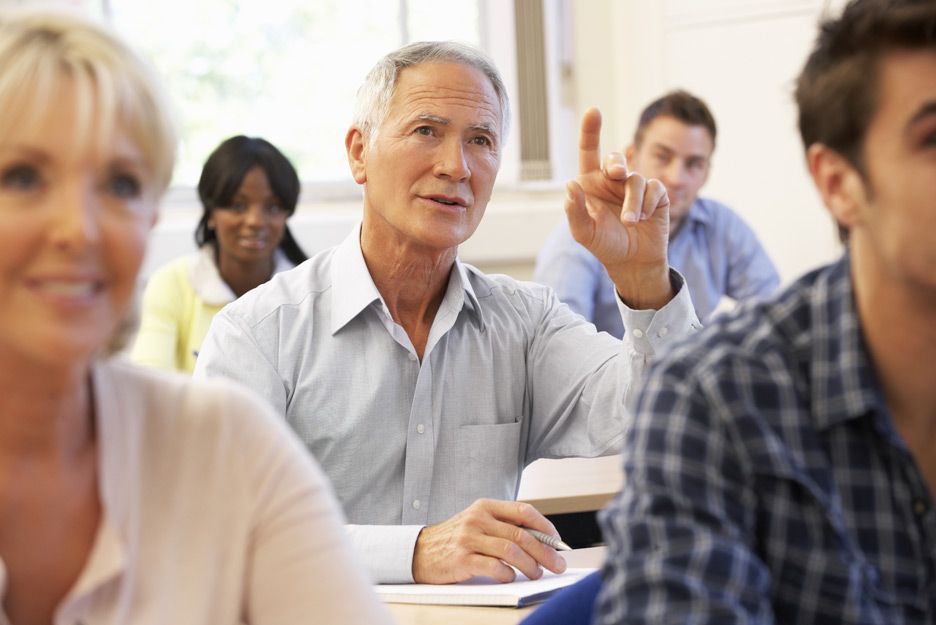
[[669, 200, 695, 222]]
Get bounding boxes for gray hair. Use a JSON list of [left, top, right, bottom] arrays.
[[352, 41, 511, 146]]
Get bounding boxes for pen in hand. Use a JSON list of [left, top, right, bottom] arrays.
[[524, 528, 572, 551]]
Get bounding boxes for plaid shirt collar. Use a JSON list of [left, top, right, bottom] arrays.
[[807, 254, 888, 433]]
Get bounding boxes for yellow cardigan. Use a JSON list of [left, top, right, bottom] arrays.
[[131, 247, 293, 373]]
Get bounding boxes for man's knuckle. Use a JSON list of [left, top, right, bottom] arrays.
[[499, 540, 517, 560], [509, 525, 525, 544], [516, 501, 536, 517], [453, 526, 473, 545]]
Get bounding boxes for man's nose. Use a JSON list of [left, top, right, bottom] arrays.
[[663, 160, 689, 187], [434, 138, 471, 181]]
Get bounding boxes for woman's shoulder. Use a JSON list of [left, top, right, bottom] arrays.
[[96, 357, 289, 451], [141, 253, 199, 296], [146, 253, 196, 280]]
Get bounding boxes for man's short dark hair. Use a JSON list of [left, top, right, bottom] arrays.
[[633, 90, 717, 148], [795, 0, 936, 240], [796, 0, 936, 168]]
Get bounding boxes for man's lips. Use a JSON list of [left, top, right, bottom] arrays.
[[420, 194, 469, 208]]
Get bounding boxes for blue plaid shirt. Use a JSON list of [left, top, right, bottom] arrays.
[[596, 255, 936, 624]]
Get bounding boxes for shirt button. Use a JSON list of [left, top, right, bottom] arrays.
[[657, 326, 669, 338], [416, 423, 425, 434], [632, 328, 645, 338], [913, 498, 928, 516], [412, 499, 421, 510]]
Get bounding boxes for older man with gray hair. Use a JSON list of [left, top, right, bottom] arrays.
[[196, 41, 699, 584]]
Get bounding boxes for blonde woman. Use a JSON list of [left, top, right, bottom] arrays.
[[0, 9, 393, 625]]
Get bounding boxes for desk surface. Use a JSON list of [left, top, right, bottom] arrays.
[[517, 455, 622, 515], [385, 547, 606, 625]]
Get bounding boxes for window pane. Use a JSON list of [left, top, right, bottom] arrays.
[[111, 0, 404, 186], [406, 0, 479, 45]]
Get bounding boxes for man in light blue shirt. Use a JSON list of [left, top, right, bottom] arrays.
[[195, 42, 699, 585], [535, 90, 779, 334]]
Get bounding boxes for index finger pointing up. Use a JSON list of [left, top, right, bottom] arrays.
[[579, 107, 603, 175]]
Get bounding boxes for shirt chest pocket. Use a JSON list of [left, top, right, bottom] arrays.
[[453, 419, 523, 508]]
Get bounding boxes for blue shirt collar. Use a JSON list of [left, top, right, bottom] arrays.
[[687, 197, 714, 224]]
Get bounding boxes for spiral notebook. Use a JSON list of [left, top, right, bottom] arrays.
[[375, 568, 595, 607]]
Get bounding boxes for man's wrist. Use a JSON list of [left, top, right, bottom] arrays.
[[610, 264, 675, 310], [411, 526, 427, 582]]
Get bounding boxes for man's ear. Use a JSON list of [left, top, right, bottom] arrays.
[[346, 127, 368, 185], [807, 143, 867, 232]]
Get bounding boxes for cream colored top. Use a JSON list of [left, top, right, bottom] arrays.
[[0, 358, 394, 625], [131, 247, 294, 373]]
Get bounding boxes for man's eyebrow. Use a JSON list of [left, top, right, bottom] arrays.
[[647, 141, 674, 153], [907, 100, 936, 129], [469, 122, 498, 138], [411, 114, 500, 141], [415, 114, 449, 125]]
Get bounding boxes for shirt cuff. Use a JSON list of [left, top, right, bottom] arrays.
[[345, 524, 424, 584], [616, 269, 701, 357]]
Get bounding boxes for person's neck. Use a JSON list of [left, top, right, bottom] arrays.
[[668, 215, 686, 241], [851, 244, 936, 429], [0, 351, 94, 463], [217, 251, 276, 298], [360, 220, 456, 359]]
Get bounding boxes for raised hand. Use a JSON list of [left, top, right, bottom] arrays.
[[411, 499, 568, 584], [566, 107, 674, 309]]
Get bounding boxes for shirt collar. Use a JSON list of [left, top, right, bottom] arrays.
[[808, 255, 885, 431], [684, 197, 713, 227], [189, 245, 294, 306], [328, 222, 485, 335], [329, 223, 383, 334], [445, 257, 486, 332]]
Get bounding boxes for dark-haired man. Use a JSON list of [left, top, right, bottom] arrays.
[[594, 0, 936, 622], [535, 90, 779, 330]]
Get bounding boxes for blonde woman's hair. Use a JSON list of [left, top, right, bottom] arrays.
[[0, 8, 177, 193], [0, 8, 177, 354]]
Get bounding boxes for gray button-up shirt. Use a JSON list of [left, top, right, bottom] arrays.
[[195, 225, 700, 582]]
